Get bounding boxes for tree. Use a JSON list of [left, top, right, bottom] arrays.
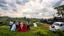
[[54, 5, 64, 18]]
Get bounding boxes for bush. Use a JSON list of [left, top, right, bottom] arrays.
[[35, 29, 62, 36], [36, 29, 64, 36], [56, 30, 64, 36], [36, 30, 49, 36]]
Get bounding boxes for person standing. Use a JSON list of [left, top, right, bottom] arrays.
[[21, 23, 28, 32], [9, 20, 13, 30], [16, 20, 19, 28], [26, 19, 30, 30]]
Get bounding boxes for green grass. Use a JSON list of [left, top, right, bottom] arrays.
[[0, 22, 64, 36], [0, 22, 45, 36], [0, 26, 39, 36]]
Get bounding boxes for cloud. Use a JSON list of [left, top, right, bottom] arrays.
[[0, 0, 64, 18], [16, 0, 29, 5], [0, 0, 17, 12], [60, 1, 64, 5]]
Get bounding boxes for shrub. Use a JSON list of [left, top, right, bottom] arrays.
[[36, 29, 59, 36], [36, 30, 49, 36], [56, 30, 64, 36]]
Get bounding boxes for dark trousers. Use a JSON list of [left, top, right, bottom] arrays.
[[16, 25, 18, 29], [10, 25, 12, 30], [27, 25, 30, 30]]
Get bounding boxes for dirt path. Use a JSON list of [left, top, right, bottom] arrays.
[[43, 24, 51, 28]]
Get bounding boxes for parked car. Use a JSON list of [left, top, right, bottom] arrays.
[[49, 22, 64, 31], [46, 18, 54, 24], [40, 19, 46, 23]]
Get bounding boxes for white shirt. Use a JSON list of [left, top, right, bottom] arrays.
[[10, 21, 13, 25], [26, 22, 30, 25]]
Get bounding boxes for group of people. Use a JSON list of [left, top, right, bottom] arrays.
[[9, 20, 30, 32]]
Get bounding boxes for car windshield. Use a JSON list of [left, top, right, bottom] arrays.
[[53, 23, 59, 26]]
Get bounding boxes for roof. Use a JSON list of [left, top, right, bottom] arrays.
[[54, 22, 64, 24]]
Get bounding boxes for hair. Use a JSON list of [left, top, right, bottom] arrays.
[[18, 21, 21, 23], [13, 21, 16, 24], [16, 20, 18, 22], [10, 20, 13, 21]]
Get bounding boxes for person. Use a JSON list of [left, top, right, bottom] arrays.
[[26, 21, 30, 30], [9, 20, 13, 30], [16, 20, 19, 28], [11, 21, 16, 31], [17, 22, 28, 32], [17, 22, 21, 31], [21, 23, 28, 32]]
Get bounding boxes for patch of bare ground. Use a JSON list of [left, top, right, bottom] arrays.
[[43, 24, 51, 28]]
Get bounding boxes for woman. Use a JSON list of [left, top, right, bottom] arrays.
[[17, 22, 28, 32], [17, 22, 21, 31], [21, 23, 28, 32], [11, 21, 16, 31]]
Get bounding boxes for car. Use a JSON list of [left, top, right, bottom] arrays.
[[46, 18, 54, 24], [49, 22, 64, 31]]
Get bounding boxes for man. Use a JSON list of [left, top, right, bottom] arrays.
[[16, 20, 19, 28], [9, 20, 13, 30], [26, 19, 30, 30]]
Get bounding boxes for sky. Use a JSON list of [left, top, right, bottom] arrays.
[[0, 0, 64, 18]]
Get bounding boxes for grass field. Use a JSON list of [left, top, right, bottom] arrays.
[[0, 22, 42, 36], [0, 22, 64, 36], [0, 22, 48, 36], [0, 26, 39, 36]]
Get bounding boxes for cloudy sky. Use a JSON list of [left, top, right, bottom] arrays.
[[0, 0, 64, 18]]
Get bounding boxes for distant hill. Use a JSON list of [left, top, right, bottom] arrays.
[[0, 16, 10, 21]]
